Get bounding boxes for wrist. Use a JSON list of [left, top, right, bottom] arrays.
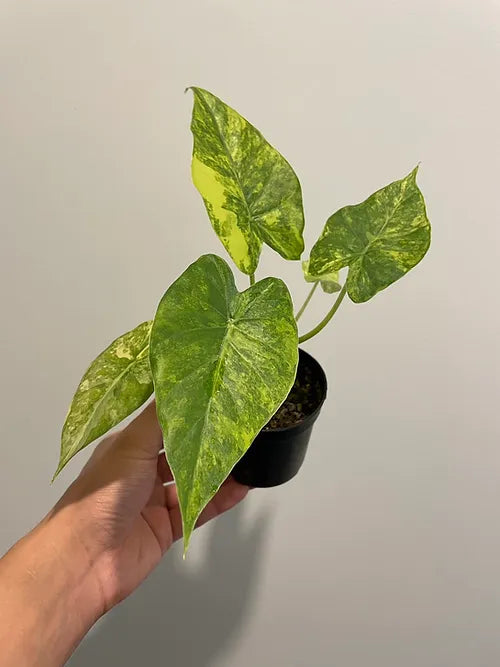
[[0, 509, 104, 666], [37, 503, 107, 623]]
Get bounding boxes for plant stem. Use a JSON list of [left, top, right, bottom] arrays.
[[298, 284, 348, 343], [295, 282, 319, 322], [249, 273, 255, 286]]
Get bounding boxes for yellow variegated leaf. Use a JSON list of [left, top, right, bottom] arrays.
[[150, 254, 298, 552], [189, 88, 305, 275], [309, 168, 431, 303]]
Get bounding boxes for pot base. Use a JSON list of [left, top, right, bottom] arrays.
[[231, 349, 327, 488]]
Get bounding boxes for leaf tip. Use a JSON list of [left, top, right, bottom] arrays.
[[51, 459, 65, 483], [409, 164, 420, 181]]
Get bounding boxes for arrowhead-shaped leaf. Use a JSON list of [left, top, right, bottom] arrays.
[[55, 321, 153, 478], [189, 87, 305, 275], [309, 167, 431, 303], [150, 254, 298, 552], [302, 259, 341, 294]]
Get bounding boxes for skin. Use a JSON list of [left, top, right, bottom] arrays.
[[0, 402, 250, 666]]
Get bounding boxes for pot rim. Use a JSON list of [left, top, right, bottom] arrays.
[[262, 347, 327, 434]]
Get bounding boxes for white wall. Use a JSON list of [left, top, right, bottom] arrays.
[[1, 1, 500, 665]]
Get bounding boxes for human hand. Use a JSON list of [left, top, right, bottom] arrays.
[[0, 402, 249, 666], [50, 401, 250, 612]]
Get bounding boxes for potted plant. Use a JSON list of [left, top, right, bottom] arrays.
[[54, 88, 431, 554]]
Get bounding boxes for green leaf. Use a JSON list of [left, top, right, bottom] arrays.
[[189, 87, 305, 275], [302, 259, 341, 294], [150, 254, 298, 552], [309, 167, 431, 303], [54, 321, 153, 478]]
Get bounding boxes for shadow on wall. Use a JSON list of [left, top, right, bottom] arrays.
[[69, 504, 271, 667]]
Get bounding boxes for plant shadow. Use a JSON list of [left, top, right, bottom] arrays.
[[69, 504, 271, 667]]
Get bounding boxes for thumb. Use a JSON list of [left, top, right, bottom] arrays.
[[118, 400, 164, 461]]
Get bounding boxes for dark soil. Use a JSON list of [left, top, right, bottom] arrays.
[[263, 361, 323, 430]]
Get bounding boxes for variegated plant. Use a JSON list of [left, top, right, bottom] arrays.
[[55, 87, 431, 553]]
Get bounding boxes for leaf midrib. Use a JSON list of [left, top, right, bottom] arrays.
[[360, 180, 411, 258], [340, 182, 413, 276], [183, 323, 233, 524], [185, 280, 283, 514], [347, 182, 423, 296], [196, 92, 256, 236], [184, 286, 260, 519]]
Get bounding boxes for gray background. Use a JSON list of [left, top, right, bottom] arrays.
[[1, 1, 500, 665]]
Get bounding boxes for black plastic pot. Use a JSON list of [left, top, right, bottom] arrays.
[[231, 349, 327, 488]]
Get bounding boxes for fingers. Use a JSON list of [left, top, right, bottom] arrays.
[[165, 480, 180, 511], [164, 477, 250, 543], [165, 507, 184, 543], [196, 478, 249, 529], [163, 484, 183, 542], [120, 401, 164, 461], [157, 450, 173, 485]]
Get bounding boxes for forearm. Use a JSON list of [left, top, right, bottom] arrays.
[[0, 512, 103, 666]]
